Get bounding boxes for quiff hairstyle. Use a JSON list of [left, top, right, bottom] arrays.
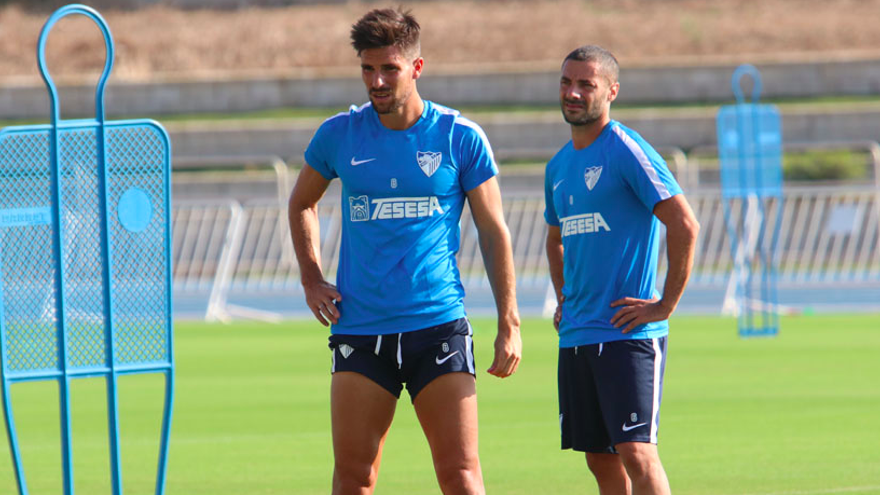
[[563, 45, 620, 84], [350, 7, 421, 58]]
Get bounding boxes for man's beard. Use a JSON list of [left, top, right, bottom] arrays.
[[371, 87, 411, 115], [561, 99, 604, 126]]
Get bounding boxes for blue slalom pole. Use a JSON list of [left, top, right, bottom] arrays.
[[0, 262, 28, 494]]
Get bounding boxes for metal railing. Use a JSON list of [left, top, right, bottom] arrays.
[[168, 152, 880, 320], [658, 185, 880, 286]]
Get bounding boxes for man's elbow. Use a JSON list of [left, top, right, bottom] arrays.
[[682, 215, 700, 242], [478, 218, 510, 243], [288, 193, 314, 216], [667, 211, 699, 243], [546, 226, 562, 245]]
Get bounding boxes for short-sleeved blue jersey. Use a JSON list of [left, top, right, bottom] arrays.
[[544, 120, 683, 348], [305, 100, 498, 335]]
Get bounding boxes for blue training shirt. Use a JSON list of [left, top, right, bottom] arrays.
[[305, 100, 498, 335], [544, 120, 683, 348]]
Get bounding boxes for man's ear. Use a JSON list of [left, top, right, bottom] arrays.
[[608, 81, 620, 102], [412, 57, 424, 80]]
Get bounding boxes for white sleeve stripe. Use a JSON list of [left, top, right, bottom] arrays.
[[321, 102, 372, 126], [454, 117, 496, 162], [433, 104, 460, 116], [612, 125, 671, 200], [324, 111, 348, 123]]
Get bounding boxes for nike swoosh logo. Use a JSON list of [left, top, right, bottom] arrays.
[[621, 422, 647, 432], [351, 157, 376, 166], [435, 350, 460, 365], [553, 180, 564, 191]]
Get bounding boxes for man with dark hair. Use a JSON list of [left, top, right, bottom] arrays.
[[545, 44, 699, 495], [289, 7, 521, 495]]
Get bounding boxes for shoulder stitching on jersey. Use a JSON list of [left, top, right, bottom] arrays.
[[610, 125, 671, 200], [324, 111, 348, 123], [453, 116, 495, 164], [432, 102, 460, 116], [322, 102, 371, 125]]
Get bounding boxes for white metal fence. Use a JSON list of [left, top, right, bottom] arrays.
[[667, 186, 880, 286], [165, 143, 880, 319], [170, 185, 880, 320]]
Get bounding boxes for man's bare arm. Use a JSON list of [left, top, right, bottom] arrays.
[[466, 177, 522, 378], [609, 194, 700, 332], [288, 165, 341, 326], [545, 225, 564, 330]]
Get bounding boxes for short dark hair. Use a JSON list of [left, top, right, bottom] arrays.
[[563, 45, 619, 83], [350, 7, 421, 58]]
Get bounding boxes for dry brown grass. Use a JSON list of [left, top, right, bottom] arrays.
[[2, 0, 880, 82]]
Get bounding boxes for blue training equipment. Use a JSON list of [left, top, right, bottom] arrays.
[[0, 5, 173, 495], [716, 64, 784, 337]]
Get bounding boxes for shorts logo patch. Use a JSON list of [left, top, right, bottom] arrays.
[[621, 420, 647, 432], [338, 344, 355, 359], [435, 350, 459, 365], [441, 342, 449, 353], [631, 412, 638, 422]]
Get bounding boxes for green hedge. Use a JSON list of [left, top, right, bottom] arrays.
[[783, 150, 868, 181]]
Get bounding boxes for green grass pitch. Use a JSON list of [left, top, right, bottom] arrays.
[[2, 314, 880, 494]]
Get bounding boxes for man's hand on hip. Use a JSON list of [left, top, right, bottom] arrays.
[[609, 297, 673, 333], [303, 281, 342, 326]]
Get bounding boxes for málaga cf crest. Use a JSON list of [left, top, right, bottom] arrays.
[[417, 151, 442, 177], [584, 166, 603, 191]]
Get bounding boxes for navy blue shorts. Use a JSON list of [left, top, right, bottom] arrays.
[[328, 318, 475, 401], [558, 337, 667, 453]]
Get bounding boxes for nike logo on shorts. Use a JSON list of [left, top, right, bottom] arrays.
[[351, 157, 376, 166], [621, 421, 647, 432], [435, 350, 460, 365]]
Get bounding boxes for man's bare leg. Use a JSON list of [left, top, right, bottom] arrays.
[[413, 372, 484, 495], [331, 372, 397, 495]]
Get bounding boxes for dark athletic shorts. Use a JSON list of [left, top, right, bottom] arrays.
[[558, 337, 667, 453], [328, 317, 475, 401]]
